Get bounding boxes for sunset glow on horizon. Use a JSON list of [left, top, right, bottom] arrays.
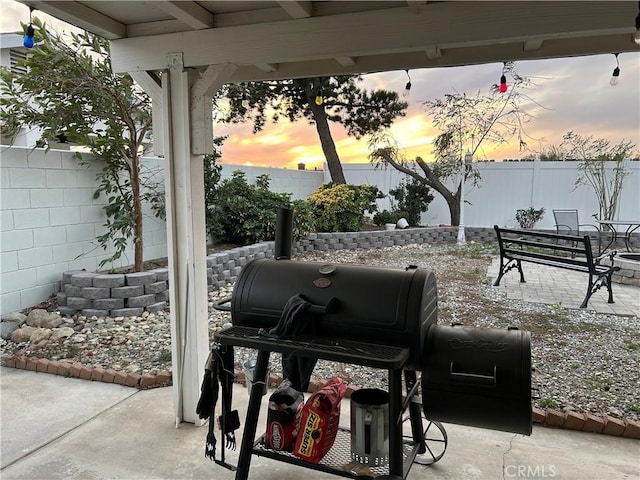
[[214, 55, 640, 170]]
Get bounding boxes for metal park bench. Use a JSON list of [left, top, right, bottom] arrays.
[[493, 226, 620, 308]]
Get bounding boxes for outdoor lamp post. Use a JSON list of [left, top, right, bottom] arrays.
[[457, 151, 473, 245]]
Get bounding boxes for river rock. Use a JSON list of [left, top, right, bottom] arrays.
[[51, 326, 75, 339], [41, 313, 63, 329], [1, 321, 20, 340], [30, 328, 52, 343], [2, 312, 27, 326], [11, 326, 37, 343], [26, 309, 51, 328]]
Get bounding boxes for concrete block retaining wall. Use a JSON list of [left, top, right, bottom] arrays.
[[56, 226, 637, 316], [56, 268, 170, 317]]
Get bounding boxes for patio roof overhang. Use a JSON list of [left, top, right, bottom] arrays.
[[17, 0, 640, 426], [20, 1, 640, 81]]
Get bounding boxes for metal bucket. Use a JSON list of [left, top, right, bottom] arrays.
[[243, 358, 269, 396], [350, 388, 389, 467]]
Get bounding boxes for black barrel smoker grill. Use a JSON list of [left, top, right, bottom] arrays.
[[212, 209, 532, 480]]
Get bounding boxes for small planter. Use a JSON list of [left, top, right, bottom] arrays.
[[385, 223, 396, 231]]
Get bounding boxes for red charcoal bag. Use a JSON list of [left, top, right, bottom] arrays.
[[293, 377, 347, 463], [265, 381, 304, 451]]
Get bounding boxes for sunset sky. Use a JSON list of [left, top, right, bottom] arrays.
[[2, 0, 639, 170]]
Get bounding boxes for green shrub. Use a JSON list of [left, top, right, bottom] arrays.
[[515, 206, 545, 229], [208, 170, 291, 245], [204, 140, 224, 241], [373, 209, 407, 226], [292, 199, 316, 240], [389, 178, 434, 226], [308, 183, 381, 232]]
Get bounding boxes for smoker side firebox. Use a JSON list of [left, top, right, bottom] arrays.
[[211, 208, 532, 480]]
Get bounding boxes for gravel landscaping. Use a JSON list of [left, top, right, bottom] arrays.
[[2, 242, 638, 422]]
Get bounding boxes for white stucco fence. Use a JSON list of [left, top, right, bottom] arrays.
[[1, 145, 638, 315]]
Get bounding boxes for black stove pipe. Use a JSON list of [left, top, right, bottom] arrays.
[[274, 207, 293, 260]]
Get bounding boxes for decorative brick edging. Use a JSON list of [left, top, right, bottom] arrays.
[[531, 406, 639, 438], [2, 355, 638, 439], [2, 354, 171, 389]]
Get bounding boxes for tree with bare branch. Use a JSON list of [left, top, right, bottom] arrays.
[[369, 63, 540, 226]]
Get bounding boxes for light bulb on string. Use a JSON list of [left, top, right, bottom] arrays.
[[314, 89, 323, 106], [499, 75, 507, 93], [23, 7, 35, 48], [403, 70, 412, 97], [499, 62, 508, 93], [610, 53, 620, 86]]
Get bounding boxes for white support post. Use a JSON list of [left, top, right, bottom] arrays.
[[162, 53, 210, 425]]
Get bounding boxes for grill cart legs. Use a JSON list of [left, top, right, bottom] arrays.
[[235, 350, 270, 480]]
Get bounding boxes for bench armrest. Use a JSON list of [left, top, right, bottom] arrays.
[[595, 249, 617, 265]]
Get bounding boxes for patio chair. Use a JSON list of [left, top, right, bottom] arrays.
[[552, 209, 601, 254], [552, 209, 600, 236]]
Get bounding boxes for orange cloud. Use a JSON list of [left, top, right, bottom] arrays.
[[216, 54, 640, 169]]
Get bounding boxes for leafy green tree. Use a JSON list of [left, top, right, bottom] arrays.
[[223, 76, 407, 183], [369, 63, 537, 226], [0, 19, 158, 271]]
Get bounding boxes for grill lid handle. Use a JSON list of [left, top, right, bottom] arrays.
[[214, 295, 338, 314], [449, 363, 497, 387], [307, 297, 338, 315]]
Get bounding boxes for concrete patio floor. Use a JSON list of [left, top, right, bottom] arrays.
[[487, 258, 639, 316], [1, 367, 639, 480]]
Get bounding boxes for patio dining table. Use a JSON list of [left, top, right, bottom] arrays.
[[597, 219, 640, 252]]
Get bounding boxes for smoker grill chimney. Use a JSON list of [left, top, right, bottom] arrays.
[[274, 207, 293, 260]]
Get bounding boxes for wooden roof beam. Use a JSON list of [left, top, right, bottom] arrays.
[[425, 45, 441, 59], [523, 39, 544, 51], [255, 63, 278, 72], [335, 56, 356, 67], [277, 1, 313, 19], [27, 1, 126, 39], [155, 1, 214, 30]]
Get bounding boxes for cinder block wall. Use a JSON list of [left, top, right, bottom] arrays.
[[52, 229, 475, 317], [51, 226, 638, 317], [0, 147, 167, 315]]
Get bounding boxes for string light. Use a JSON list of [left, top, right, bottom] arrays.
[[499, 62, 508, 93], [314, 88, 323, 106], [23, 7, 35, 49], [634, 1, 640, 45], [610, 53, 620, 86], [403, 70, 412, 97]]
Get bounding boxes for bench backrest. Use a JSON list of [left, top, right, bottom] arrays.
[[493, 226, 598, 272]]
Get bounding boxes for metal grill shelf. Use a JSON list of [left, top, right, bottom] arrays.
[[252, 428, 422, 479], [215, 326, 410, 369]]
